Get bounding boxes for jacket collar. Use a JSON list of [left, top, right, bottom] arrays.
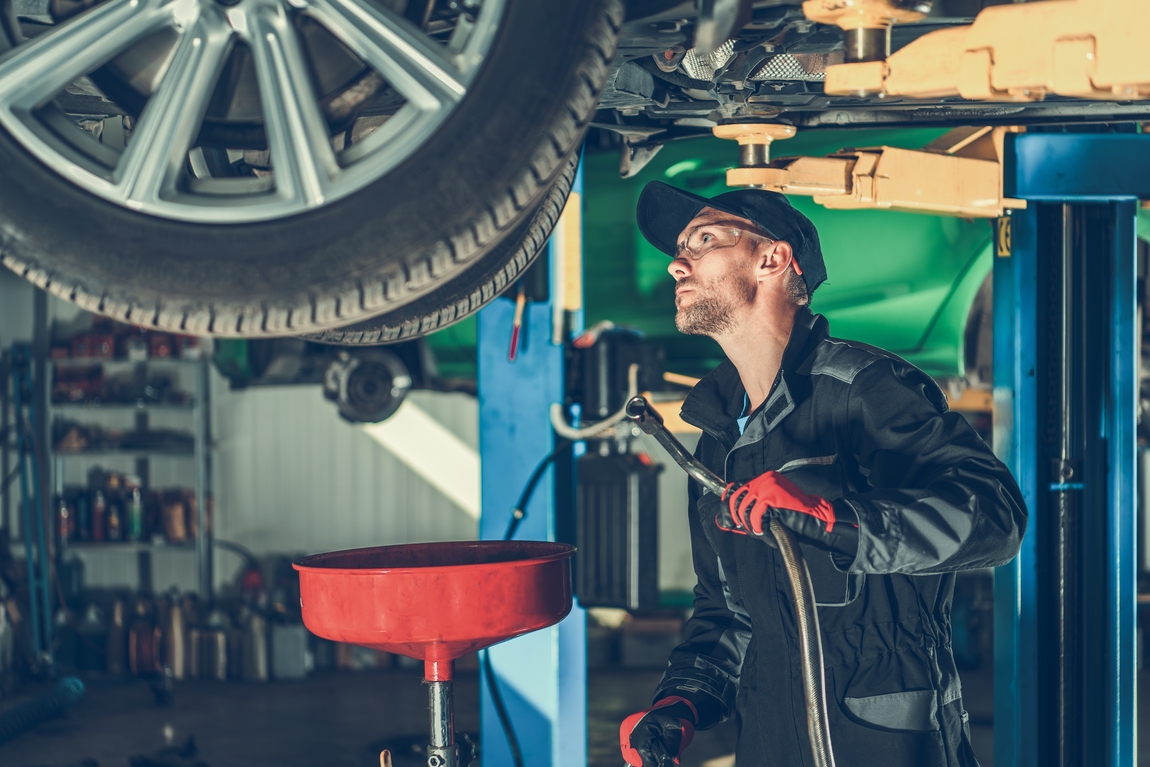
[[680, 307, 829, 444]]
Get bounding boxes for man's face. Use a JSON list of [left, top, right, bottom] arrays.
[[668, 209, 762, 337]]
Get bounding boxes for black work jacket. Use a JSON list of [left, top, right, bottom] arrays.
[[654, 308, 1026, 767]]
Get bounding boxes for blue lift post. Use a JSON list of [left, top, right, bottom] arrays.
[[995, 132, 1143, 767], [477, 163, 587, 767]]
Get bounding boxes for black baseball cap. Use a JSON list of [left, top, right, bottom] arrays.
[[636, 181, 826, 294]]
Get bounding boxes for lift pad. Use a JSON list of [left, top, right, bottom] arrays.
[[819, 0, 1150, 101]]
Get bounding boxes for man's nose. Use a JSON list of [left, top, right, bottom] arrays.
[[668, 256, 692, 279]]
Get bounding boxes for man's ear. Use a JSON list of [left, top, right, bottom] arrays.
[[755, 240, 794, 280]]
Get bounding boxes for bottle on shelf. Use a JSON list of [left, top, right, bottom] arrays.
[[107, 502, 123, 542], [75, 493, 90, 542], [91, 490, 106, 542], [126, 475, 144, 542], [57, 496, 73, 544], [128, 598, 161, 677], [77, 603, 107, 671], [106, 597, 127, 674], [159, 591, 187, 680], [106, 473, 123, 541]]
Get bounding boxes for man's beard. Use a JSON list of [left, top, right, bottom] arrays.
[[674, 272, 756, 336]]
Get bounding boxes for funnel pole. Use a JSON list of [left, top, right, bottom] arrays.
[[427, 671, 458, 767]]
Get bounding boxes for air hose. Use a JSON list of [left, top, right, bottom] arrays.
[[0, 676, 85, 746], [625, 397, 836, 767]]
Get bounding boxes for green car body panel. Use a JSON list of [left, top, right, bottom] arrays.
[[580, 128, 995, 380], [430, 130, 1150, 381]]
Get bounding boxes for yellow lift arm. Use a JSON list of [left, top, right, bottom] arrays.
[[713, 123, 1025, 219], [713, 0, 1150, 216], [816, 0, 1150, 101]]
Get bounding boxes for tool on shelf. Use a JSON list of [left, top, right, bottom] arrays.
[[625, 395, 836, 767]]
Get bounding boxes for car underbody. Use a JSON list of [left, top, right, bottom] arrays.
[[595, 0, 1150, 176]]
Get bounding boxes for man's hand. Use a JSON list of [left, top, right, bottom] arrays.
[[723, 471, 858, 560], [727, 470, 835, 534], [619, 697, 698, 766]]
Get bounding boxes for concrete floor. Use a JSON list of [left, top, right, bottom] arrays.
[[0, 663, 1024, 767]]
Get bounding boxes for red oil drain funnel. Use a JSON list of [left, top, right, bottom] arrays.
[[294, 540, 575, 767]]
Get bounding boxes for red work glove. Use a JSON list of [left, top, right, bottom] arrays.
[[725, 470, 836, 535], [721, 471, 859, 561], [620, 697, 698, 767]]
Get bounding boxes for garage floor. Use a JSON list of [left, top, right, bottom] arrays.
[[0, 664, 1010, 767]]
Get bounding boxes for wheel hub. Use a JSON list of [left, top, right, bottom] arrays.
[[0, 0, 503, 222]]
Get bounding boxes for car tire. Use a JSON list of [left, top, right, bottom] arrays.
[[0, 0, 621, 337], [310, 150, 576, 344]]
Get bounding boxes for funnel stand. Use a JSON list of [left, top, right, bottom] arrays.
[[425, 659, 458, 767], [294, 541, 576, 767]]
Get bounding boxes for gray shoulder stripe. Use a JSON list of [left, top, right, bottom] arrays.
[[800, 337, 891, 384], [777, 454, 838, 472]]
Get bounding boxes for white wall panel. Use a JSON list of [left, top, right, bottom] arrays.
[[210, 379, 479, 586], [641, 431, 700, 594]]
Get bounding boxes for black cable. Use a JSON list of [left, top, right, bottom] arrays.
[[480, 648, 524, 767], [503, 438, 572, 541], [484, 437, 573, 767]]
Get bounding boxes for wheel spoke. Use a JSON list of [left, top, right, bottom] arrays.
[[306, 0, 465, 113], [0, 0, 176, 114], [115, 11, 234, 205], [245, 2, 339, 208]]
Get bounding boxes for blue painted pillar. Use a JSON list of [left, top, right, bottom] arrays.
[[477, 164, 586, 767], [995, 132, 1144, 767], [992, 208, 1039, 767], [1105, 199, 1137, 765]]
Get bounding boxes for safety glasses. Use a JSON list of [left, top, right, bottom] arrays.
[[675, 225, 776, 261]]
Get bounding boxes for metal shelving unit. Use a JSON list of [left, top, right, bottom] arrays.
[[66, 540, 196, 552], [48, 355, 213, 600], [52, 402, 195, 411]]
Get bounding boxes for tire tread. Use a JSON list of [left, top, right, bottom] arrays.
[[310, 148, 577, 345]]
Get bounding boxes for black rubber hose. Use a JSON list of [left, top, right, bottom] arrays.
[[481, 649, 524, 767], [638, 58, 715, 91], [0, 677, 85, 745], [503, 438, 572, 540]]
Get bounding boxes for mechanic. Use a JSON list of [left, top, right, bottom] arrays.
[[618, 182, 1027, 767]]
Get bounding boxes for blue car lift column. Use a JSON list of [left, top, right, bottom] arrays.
[[476, 162, 586, 767], [995, 131, 1143, 767]]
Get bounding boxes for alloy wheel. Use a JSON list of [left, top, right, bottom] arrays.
[[0, 0, 503, 223]]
